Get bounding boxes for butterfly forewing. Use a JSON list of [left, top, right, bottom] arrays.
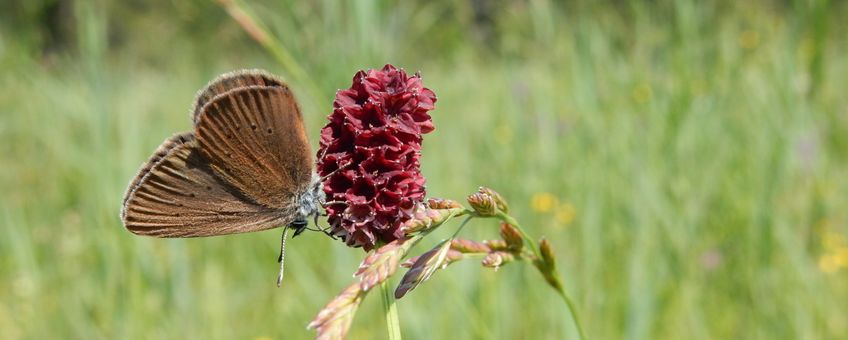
[[121, 133, 291, 237], [191, 70, 284, 124], [194, 85, 313, 209]]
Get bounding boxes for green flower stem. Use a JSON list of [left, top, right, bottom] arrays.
[[374, 210, 473, 340], [494, 211, 587, 340], [380, 280, 402, 340], [374, 210, 471, 340], [451, 216, 475, 238], [554, 281, 586, 340]]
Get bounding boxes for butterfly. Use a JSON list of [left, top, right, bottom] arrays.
[[120, 70, 325, 286]]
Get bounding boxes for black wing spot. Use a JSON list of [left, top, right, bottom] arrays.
[[206, 186, 212, 190], [266, 128, 273, 134], [251, 124, 257, 131]]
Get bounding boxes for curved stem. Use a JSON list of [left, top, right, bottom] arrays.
[[380, 280, 402, 340], [494, 211, 586, 340], [551, 277, 587, 340], [451, 216, 475, 238]]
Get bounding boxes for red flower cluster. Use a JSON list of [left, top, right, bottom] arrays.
[[317, 64, 436, 250]]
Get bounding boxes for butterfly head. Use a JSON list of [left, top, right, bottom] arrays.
[[290, 172, 325, 236]]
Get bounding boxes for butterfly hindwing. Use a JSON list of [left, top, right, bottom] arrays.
[[121, 133, 291, 237]]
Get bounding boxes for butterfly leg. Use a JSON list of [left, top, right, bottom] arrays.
[[301, 217, 335, 239], [312, 213, 337, 240]]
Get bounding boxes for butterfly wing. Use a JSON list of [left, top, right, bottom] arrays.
[[194, 85, 313, 209], [190, 70, 284, 124], [121, 133, 291, 237]]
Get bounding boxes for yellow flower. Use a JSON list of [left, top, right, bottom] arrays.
[[555, 202, 576, 225], [834, 247, 848, 268], [495, 123, 514, 145], [631, 83, 652, 104], [739, 30, 759, 50], [823, 231, 845, 251], [818, 255, 839, 274], [530, 192, 557, 213]]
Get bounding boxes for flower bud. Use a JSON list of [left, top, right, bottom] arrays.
[[482, 251, 515, 269], [395, 240, 453, 298], [402, 249, 463, 268], [427, 198, 463, 210], [308, 282, 365, 339], [500, 222, 523, 251], [483, 239, 509, 251], [401, 204, 466, 234], [467, 192, 497, 216], [534, 238, 562, 290], [450, 239, 492, 254], [478, 187, 508, 213], [539, 238, 556, 267], [354, 237, 415, 292]]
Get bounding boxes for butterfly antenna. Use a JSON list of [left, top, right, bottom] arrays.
[[276, 227, 290, 288]]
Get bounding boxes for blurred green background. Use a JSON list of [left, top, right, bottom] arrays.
[[2, 0, 847, 339]]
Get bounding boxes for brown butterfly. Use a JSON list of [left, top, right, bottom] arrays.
[[120, 70, 325, 286]]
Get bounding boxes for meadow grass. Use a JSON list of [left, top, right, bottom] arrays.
[[1, 1, 847, 339]]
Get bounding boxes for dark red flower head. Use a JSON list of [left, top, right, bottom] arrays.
[[317, 64, 436, 250]]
